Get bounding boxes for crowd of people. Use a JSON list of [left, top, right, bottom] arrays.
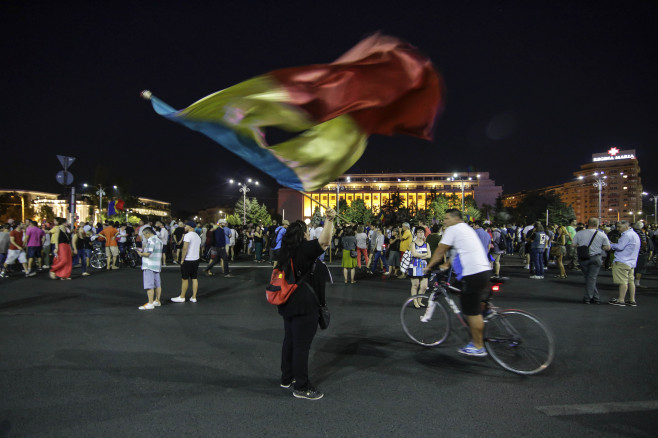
[[1, 212, 655, 401]]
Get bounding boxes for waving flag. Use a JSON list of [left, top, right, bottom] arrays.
[[143, 33, 444, 191], [108, 200, 117, 217], [115, 199, 125, 211]]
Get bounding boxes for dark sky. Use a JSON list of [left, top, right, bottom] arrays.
[[2, 0, 656, 212]]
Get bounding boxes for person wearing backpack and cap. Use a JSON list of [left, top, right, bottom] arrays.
[[171, 220, 202, 303], [277, 208, 335, 400]]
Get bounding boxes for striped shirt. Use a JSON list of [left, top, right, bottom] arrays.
[[142, 235, 163, 272]]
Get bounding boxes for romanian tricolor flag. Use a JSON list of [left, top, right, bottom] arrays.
[[143, 34, 444, 191]]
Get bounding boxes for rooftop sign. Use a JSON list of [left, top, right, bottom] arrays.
[[592, 148, 636, 162]]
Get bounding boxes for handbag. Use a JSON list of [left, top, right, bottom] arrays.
[[577, 231, 598, 260], [550, 245, 562, 257], [350, 249, 357, 258], [305, 280, 331, 330], [400, 250, 412, 271]]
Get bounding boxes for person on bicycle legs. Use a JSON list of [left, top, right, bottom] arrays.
[[425, 209, 492, 357]]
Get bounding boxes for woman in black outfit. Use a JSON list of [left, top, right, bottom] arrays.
[[277, 207, 335, 400]]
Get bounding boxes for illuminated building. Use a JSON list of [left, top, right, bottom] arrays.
[[278, 172, 502, 222], [0, 189, 171, 223], [502, 148, 642, 224]]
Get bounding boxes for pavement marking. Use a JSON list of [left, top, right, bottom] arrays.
[[536, 400, 658, 416]]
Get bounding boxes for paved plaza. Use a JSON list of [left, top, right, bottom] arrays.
[[1, 257, 657, 437]]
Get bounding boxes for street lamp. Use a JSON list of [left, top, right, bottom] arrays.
[[451, 173, 473, 212], [230, 179, 258, 225], [83, 183, 117, 221], [642, 192, 657, 224], [579, 173, 607, 224]]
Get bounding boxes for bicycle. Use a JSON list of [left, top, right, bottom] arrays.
[[401, 271, 555, 375], [89, 241, 107, 270], [119, 236, 141, 268]]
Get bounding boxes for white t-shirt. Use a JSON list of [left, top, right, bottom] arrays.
[[440, 222, 491, 276], [183, 231, 201, 261], [158, 228, 169, 246], [313, 226, 323, 240]]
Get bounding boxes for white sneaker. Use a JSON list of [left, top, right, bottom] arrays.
[[82, 272, 91, 276], [190, 298, 197, 303], [152, 300, 161, 307], [524, 265, 530, 269], [170, 297, 186, 303], [139, 303, 155, 310]]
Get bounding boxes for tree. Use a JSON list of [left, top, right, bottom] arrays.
[[247, 198, 273, 226], [511, 192, 575, 225], [226, 213, 242, 226], [38, 205, 55, 223], [426, 194, 450, 221], [341, 199, 374, 224], [311, 205, 324, 225]]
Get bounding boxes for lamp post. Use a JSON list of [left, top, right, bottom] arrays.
[[230, 179, 258, 225], [83, 183, 117, 222], [578, 173, 607, 224], [642, 192, 657, 224], [451, 173, 475, 212]]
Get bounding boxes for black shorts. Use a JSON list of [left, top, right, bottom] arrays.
[[181, 260, 200, 279], [460, 270, 491, 316]]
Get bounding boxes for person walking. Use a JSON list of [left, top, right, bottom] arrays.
[[72, 227, 92, 276], [397, 223, 412, 279], [0, 222, 29, 278], [49, 218, 73, 280], [205, 220, 232, 277], [553, 225, 568, 278], [572, 218, 611, 304], [136, 227, 164, 310], [171, 221, 201, 303], [277, 208, 335, 400]]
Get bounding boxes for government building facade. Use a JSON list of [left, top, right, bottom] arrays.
[[278, 171, 502, 222], [502, 148, 643, 224]]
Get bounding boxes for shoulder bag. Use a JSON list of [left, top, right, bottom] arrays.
[[577, 231, 598, 260]]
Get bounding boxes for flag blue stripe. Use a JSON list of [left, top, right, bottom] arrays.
[[150, 97, 304, 191]]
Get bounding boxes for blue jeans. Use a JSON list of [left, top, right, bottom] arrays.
[[371, 250, 388, 273], [531, 248, 544, 276], [79, 249, 92, 273]]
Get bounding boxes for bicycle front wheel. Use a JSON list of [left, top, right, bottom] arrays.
[[484, 309, 555, 375], [90, 252, 106, 270], [401, 294, 451, 347]]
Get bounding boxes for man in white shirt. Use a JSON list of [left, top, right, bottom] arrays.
[[425, 209, 492, 357], [608, 221, 641, 306], [171, 221, 201, 303]]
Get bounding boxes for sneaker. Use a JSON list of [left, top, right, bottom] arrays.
[[582, 299, 590, 304], [293, 387, 324, 400], [590, 299, 601, 305], [26, 272, 37, 277], [170, 297, 186, 303], [524, 265, 530, 269], [138, 303, 155, 310], [280, 378, 296, 388], [529, 275, 539, 279], [625, 300, 637, 307], [0, 272, 7, 278], [42, 264, 49, 268], [224, 273, 234, 278], [82, 272, 91, 276], [608, 298, 626, 307], [190, 298, 197, 303], [457, 342, 488, 357], [152, 300, 161, 307]]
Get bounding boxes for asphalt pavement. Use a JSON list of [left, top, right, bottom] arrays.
[[1, 255, 657, 437]]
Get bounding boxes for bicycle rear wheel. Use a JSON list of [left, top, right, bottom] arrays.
[[484, 309, 555, 375], [401, 294, 451, 347], [90, 252, 106, 270]]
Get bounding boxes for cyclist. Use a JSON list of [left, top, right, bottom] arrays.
[[424, 209, 492, 357]]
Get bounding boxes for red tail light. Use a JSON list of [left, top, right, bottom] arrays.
[[491, 284, 500, 292]]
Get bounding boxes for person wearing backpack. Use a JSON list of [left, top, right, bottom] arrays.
[[572, 218, 611, 304], [276, 208, 335, 401]]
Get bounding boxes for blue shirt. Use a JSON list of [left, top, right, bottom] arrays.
[[474, 228, 491, 253], [611, 229, 641, 268], [274, 226, 286, 250], [214, 227, 227, 247]]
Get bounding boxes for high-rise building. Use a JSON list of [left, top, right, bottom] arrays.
[[502, 148, 642, 224], [278, 171, 502, 222]]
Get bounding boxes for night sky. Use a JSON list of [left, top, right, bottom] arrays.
[[2, 0, 656, 212]]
